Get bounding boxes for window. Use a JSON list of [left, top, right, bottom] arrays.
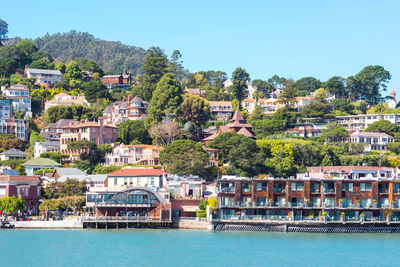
[[360, 183, 372, 191], [114, 178, 118, 186], [0, 186, 5, 196], [256, 182, 267, 191], [310, 183, 320, 193], [291, 182, 303, 191], [342, 198, 353, 208], [37, 187, 41, 197], [342, 183, 353, 192]]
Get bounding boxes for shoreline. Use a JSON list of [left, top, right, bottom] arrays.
[[10, 219, 400, 233]]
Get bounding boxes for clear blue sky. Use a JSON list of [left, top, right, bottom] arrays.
[[2, 0, 400, 96]]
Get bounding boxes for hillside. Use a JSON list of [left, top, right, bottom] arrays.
[[6, 31, 147, 75]]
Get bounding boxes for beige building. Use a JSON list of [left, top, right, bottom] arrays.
[[44, 93, 89, 111]]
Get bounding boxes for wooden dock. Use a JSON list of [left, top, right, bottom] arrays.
[[82, 217, 172, 229]]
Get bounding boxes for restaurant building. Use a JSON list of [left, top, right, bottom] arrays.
[[86, 168, 171, 218]]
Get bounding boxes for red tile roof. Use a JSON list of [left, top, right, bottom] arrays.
[[108, 168, 167, 176], [0, 175, 41, 182]]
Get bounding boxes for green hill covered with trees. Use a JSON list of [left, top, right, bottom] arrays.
[[6, 31, 146, 75]]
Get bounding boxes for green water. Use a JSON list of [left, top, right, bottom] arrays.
[[0, 229, 398, 266]]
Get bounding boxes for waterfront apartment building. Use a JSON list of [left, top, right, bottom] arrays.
[[345, 132, 394, 152], [24, 67, 62, 88], [216, 166, 400, 222]]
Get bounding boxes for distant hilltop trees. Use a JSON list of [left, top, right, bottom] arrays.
[[5, 31, 147, 75]]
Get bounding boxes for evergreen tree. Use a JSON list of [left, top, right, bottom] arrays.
[[133, 47, 168, 101], [146, 73, 183, 126], [231, 67, 250, 104]]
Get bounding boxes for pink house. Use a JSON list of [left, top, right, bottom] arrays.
[[60, 119, 117, 160]]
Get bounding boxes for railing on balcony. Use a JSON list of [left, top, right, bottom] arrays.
[[220, 187, 234, 193]]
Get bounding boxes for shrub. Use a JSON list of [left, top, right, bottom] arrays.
[[196, 210, 207, 218]]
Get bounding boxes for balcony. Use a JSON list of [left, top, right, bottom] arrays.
[[219, 187, 234, 193]]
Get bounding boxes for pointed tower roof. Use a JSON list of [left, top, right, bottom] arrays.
[[230, 106, 245, 123]]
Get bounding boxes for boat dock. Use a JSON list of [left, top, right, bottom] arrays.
[[82, 216, 173, 229]]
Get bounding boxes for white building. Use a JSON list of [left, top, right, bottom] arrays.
[[44, 93, 89, 111], [388, 90, 397, 109], [345, 132, 394, 152], [336, 114, 400, 131], [34, 140, 60, 158], [1, 84, 32, 117], [24, 67, 62, 88], [0, 148, 28, 161]]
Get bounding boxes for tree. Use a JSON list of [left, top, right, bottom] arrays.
[[367, 103, 388, 114], [16, 40, 38, 55], [365, 120, 399, 136], [266, 75, 287, 92], [14, 109, 26, 119], [63, 60, 83, 83], [231, 67, 250, 104], [197, 70, 227, 87], [46, 105, 97, 123], [265, 142, 298, 177], [331, 99, 354, 114], [278, 79, 298, 108], [209, 132, 265, 177], [0, 196, 25, 214], [251, 79, 270, 96], [55, 62, 66, 74], [146, 73, 183, 126], [0, 134, 24, 150], [294, 77, 321, 96], [82, 80, 109, 103], [29, 131, 45, 146], [0, 45, 29, 72], [159, 139, 208, 176], [322, 123, 349, 142], [179, 94, 211, 127], [149, 118, 188, 146], [248, 105, 266, 125], [323, 76, 346, 98], [168, 50, 185, 80], [40, 152, 69, 164], [0, 18, 8, 43], [42, 179, 87, 199], [300, 88, 331, 119], [354, 65, 391, 105], [73, 57, 104, 76], [117, 120, 151, 145], [132, 47, 168, 101]]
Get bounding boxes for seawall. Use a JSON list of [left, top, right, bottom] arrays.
[[172, 219, 209, 230], [213, 220, 400, 233], [13, 220, 83, 229]]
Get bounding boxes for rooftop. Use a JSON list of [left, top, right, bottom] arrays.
[[0, 148, 27, 156], [349, 132, 393, 138], [108, 168, 167, 176], [23, 158, 61, 167], [26, 68, 62, 75]]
